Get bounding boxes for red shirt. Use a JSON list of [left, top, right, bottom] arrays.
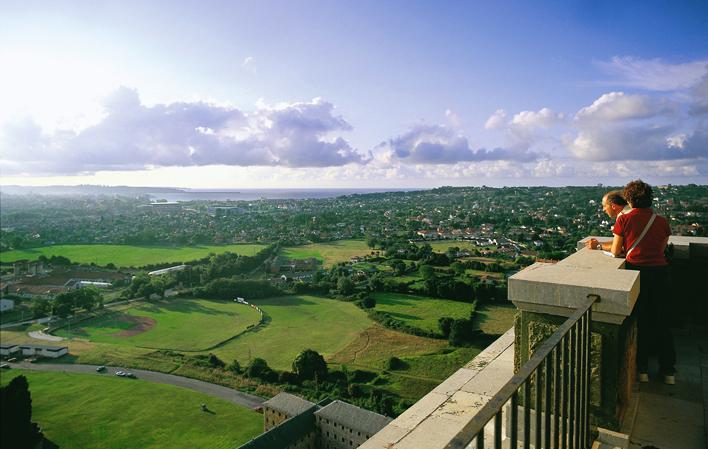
[[613, 208, 671, 266]]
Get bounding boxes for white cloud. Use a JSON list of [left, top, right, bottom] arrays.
[[510, 108, 564, 130], [574, 92, 672, 122], [242, 56, 257, 74], [0, 87, 370, 175], [484, 109, 506, 129], [383, 123, 540, 164], [597, 56, 708, 91]]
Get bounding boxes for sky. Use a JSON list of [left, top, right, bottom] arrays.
[[1, 0, 707, 188]]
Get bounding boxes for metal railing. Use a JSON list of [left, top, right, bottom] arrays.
[[444, 294, 599, 449]]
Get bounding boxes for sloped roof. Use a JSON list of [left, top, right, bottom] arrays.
[[315, 400, 392, 435], [263, 392, 315, 417]]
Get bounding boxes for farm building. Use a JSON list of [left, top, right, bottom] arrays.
[[0, 344, 20, 356], [18, 344, 68, 358], [241, 393, 391, 449], [75, 280, 112, 289], [148, 265, 188, 276]]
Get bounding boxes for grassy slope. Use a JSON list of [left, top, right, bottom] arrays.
[[55, 298, 262, 351], [0, 370, 262, 449], [280, 240, 372, 267], [371, 292, 474, 333], [211, 295, 371, 370], [473, 303, 517, 335], [0, 244, 266, 266]]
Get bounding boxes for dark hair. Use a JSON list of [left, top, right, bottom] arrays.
[[605, 190, 627, 206], [623, 179, 653, 208]]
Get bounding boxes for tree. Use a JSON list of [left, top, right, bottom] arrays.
[[292, 349, 328, 381], [419, 264, 435, 279], [438, 317, 454, 338], [246, 358, 273, 379], [360, 296, 376, 309], [336, 276, 355, 296], [0, 375, 43, 449]]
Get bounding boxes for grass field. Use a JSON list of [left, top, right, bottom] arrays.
[[55, 298, 262, 351], [473, 302, 517, 335], [0, 243, 266, 267], [371, 293, 474, 334], [280, 240, 372, 267], [0, 370, 262, 449], [211, 295, 372, 370]]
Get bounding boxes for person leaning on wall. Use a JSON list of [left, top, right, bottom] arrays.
[[609, 179, 675, 385], [585, 190, 631, 251]]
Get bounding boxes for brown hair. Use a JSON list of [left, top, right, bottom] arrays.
[[605, 190, 628, 206], [623, 179, 653, 208]]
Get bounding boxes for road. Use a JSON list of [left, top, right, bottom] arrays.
[[5, 362, 266, 409]]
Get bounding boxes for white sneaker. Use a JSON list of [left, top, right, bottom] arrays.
[[639, 373, 649, 383], [663, 375, 675, 385]]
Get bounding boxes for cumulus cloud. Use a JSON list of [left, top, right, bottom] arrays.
[[510, 108, 564, 130], [597, 56, 708, 91], [383, 124, 540, 164], [0, 87, 369, 174], [484, 109, 506, 129], [574, 92, 672, 122]]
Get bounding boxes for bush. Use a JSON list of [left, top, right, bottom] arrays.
[[292, 349, 328, 381], [278, 371, 300, 385], [385, 356, 406, 370]]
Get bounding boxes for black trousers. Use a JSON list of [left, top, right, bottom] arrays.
[[626, 263, 676, 374]]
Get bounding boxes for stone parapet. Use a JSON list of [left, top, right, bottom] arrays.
[[359, 329, 515, 449], [577, 235, 707, 260], [509, 250, 639, 325]]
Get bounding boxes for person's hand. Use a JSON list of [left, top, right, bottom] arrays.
[[585, 238, 598, 249]]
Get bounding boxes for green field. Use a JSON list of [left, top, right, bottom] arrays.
[[0, 370, 262, 449], [0, 243, 266, 267], [371, 293, 474, 333], [474, 303, 517, 335], [211, 295, 372, 370], [280, 240, 372, 267], [55, 298, 262, 351]]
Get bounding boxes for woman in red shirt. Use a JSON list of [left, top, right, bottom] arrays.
[[610, 180, 675, 384]]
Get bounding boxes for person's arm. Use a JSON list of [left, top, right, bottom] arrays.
[[610, 234, 624, 257], [586, 238, 612, 250]]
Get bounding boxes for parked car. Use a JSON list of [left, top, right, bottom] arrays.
[[115, 371, 125, 377], [96, 366, 106, 372], [7, 358, 17, 363], [0, 363, 10, 369], [125, 372, 136, 378]]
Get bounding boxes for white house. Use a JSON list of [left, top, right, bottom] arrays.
[[0, 344, 19, 356], [19, 344, 69, 358]]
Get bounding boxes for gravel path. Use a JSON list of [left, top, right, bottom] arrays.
[[7, 362, 266, 409]]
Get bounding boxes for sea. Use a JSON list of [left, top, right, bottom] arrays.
[[148, 188, 418, 202]]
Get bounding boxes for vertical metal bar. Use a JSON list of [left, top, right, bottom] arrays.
[[535, 368, 542, 449], [494, 412, 502, 449], [583, 313, 590, 448], [568, 325, 575, 449], [524, 379, 531, 449], [511, 391, 519, 448], [476, 426, 484, 449], [578, 314, 585, 449], [584, 308, 592, 448], [574, 321, 581, 449], [561, 334, 567, 449], [545, 355, 552, 448], [554, 345, 561, 449]]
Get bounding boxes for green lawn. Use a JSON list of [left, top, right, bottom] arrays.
[[55, 298, 262, 351], [0, 243, 266, 267], [0, 370, 262, 449], [211, 295, 371, 370], [280, 240, 372, 267], [473, 303, 517, 335], [372, 293, 474, 333]]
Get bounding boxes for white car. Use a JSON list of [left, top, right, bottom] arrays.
[[115, 371, 125, 377]]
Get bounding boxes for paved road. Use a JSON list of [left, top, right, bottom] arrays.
[[7, 362, 266, 409]]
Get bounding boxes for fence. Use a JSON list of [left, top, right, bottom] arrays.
[[444, 294, 599, 449]]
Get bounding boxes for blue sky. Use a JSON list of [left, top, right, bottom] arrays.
[[1, 0, 707, 187]]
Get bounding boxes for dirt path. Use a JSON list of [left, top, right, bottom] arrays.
[[8, 362, 266, 409]]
